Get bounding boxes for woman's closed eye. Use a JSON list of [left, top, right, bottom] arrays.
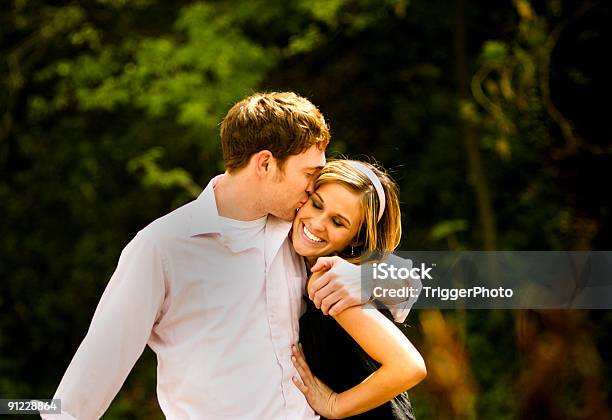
[[332, 218, 345, 228], [310, 196, 349, 228]]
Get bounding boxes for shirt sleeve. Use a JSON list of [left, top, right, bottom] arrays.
[[386, 274, 422, 323], [42, 233, 166, 420], [375, 255, 422, 323]]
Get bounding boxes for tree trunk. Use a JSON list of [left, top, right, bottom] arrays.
[[454, 0, 498, 251]]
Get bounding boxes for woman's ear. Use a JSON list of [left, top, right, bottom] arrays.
[[350, 230, 365, 248], [350, 239, 363, 247]]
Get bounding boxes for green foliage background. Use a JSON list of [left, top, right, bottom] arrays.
[[2, 0, 611, 418]]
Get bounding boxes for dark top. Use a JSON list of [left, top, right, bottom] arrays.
[[298, 296, 416, 419]]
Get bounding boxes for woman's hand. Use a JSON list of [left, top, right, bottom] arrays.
[[291, 344, 339, 419]]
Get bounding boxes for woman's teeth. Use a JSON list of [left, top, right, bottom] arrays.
[[303, 225, 324, 243]]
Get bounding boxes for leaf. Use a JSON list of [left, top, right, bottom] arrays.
[[431, 220, 469, 241]]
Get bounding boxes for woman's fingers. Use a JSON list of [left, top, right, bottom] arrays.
[[292, 375, 308, 395], [290, 346, 338, 419], [296, 343, 309, 367], [292, 344, 314, 381], [292, 356, 312, 387], [291, 350, 313, 398], [293, 358, 310, 389]]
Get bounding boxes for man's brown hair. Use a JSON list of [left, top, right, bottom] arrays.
[[220, 92, 330, 172]]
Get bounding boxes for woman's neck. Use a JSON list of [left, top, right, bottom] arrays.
[[305, 257, 316, 270]]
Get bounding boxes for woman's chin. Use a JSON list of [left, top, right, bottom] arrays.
[[295, 245, 319, 259], [294, 241, 324, 260]]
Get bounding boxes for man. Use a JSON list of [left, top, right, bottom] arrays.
[[44, 92, 417, 419]]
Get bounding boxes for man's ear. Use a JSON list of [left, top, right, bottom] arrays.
[[253, 150, 274, 176]]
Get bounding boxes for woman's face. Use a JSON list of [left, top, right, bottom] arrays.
[[291, 182, 363, 261]]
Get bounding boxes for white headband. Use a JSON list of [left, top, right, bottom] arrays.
[[346, 161, 386, 222]]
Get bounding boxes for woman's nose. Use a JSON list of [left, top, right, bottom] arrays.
[[309, 215, 326, 233]]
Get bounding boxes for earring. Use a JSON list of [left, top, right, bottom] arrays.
[[350, 245, 354, 256]]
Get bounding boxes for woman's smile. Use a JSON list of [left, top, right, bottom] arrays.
[[301, 222, 327, 245]]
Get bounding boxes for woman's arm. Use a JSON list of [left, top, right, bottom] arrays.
[[292, 303, 426, 419]]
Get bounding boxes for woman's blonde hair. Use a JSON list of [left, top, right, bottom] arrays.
[[314, 159, 402, 264]]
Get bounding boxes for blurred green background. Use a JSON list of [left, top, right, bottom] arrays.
[[2, 0, 611, 418]]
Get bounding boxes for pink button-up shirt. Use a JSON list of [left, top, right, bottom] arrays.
[[45, 175, 314, 419]]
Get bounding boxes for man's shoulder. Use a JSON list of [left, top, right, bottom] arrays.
[[137, 197, 200, 245]]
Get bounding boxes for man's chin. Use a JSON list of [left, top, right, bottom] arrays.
[[279, 213, 296, 222], [274, 208, 298, 222]]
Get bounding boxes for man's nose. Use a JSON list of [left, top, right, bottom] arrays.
[[298, 194, 309, 208], [305, 179, 315, 195]]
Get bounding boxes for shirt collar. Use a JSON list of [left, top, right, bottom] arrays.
[[187, 175, 294, 247], [188, 174, 224, 237], [264, 216, 293, 267]]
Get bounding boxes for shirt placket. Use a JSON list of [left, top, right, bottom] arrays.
[[267, 248, 304, 419]]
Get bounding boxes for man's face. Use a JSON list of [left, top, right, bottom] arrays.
[[266, 146, 326, 221]]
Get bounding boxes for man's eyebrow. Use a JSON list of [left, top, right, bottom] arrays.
[[305, 165, 324, 171]]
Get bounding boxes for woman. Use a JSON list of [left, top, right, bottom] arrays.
[[289, 160, 427, 419]]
